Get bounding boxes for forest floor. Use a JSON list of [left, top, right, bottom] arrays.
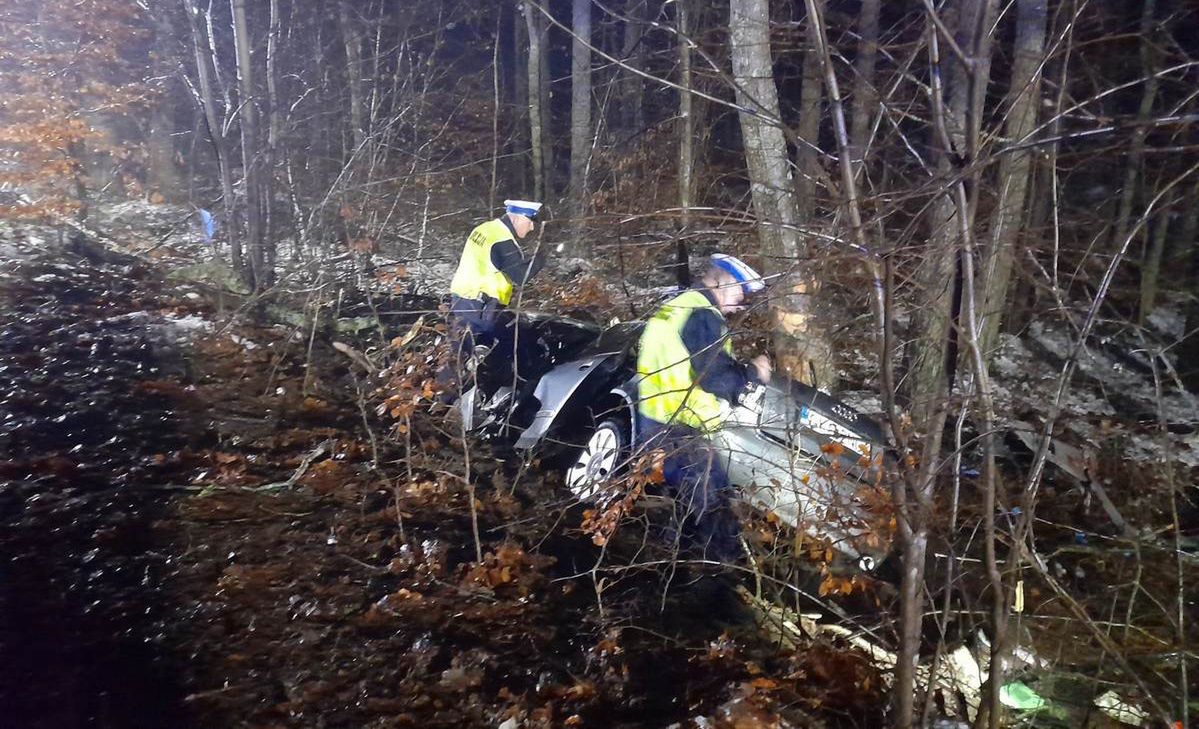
[[0, 224, 888, 728], [2, 204, 1196, 727]]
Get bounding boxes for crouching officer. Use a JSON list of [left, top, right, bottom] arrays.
[[446, 199, 546, 394], [636, 254, 772, 563]]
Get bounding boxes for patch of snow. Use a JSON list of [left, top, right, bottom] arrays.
[[1145, 307, 1185, 340], [839, 390, 883, 416], [163, 313, 213, 333], [229, 334, 258, 350]]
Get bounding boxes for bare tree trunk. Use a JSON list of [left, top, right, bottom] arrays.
[[1109, 0, 1159, 252], [231, 0, 268, 289], [523, 3, 547, 201], [510, 4, 529, 193], [848, 0, 880, 165], [340, 2, 366, 152], [1138, 207, 1171, 324], [569, 0, 592, 245], [621, 0, 647, 142], [538, 11, 555, 198], [1178, 180, 1199, 388], [146, 11, 182, 200], [729, 0, 834, 387], [490, 9, 502, 212], [184, 0, 243, 274], [264, 0, 282, 267], [908, 0, 996, 422], [676, 0, 694, 287], [902, 2, 997, 723], [978, 0, 1047, 357], [266, 0, 282, 153], [728, 0, 800, 265], [146, 101, 182, 200], [795, 0, 824, 223]]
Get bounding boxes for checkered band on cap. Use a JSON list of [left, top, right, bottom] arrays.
[[503, 199, 542, 218], [710, 253, 765, 294]]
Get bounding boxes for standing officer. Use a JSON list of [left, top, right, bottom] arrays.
[[447, 199, 546, 393]]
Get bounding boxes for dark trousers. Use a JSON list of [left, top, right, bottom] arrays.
[[636, 413, 741, 564], [443, 295, 538, 398]]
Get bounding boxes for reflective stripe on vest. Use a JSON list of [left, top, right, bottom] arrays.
[[449, 219, 517, 306], [636, 289, 734, 432]]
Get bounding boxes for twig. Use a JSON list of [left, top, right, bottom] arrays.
[[252, 439, 333, 491]]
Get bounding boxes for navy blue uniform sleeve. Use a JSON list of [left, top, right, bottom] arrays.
[[490, 240, 545, 285], [680, 308, 751, 403]]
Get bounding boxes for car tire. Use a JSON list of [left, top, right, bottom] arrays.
[[564, 418, 626, 504]]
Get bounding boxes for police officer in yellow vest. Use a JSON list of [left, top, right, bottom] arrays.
[[636, 254, 772, 562], [447, 199, 546, 391]]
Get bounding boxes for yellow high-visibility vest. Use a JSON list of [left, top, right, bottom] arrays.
[[637, 289, 734, 431], [450, 219, 518, 306]]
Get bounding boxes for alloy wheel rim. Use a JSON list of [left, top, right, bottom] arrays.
[[566, 426, 619, 500]]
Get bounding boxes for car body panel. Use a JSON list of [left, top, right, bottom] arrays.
[[515, 351, 623, 449]]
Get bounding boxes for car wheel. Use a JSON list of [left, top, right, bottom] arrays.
[[564, 419, 626, 503]]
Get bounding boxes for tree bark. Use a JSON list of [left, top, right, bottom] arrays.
[[1109, 0, 1159, 253], [908, 0, 996, 422], [902, 4, 997, 723], [231, 0, 268, 288], [978, 0, 1047, 357], [621, 0, 647, 141], [569, 0, 592, 245], [510, 3, 529, 193], [848, 0, 880, 165], [676, 0, 694, 288], [795, 0, 824, 223], [340, 2, 366, 152], [183, 0, 243, 273], [728, 0, 801, 265], [1138, 207, 1170, 325], [730, 0, 834, 387], [1178, 179, 1199, 388], [523, 3, 548, 201]]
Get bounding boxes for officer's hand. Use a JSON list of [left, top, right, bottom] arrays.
[[751, 355, 773, 384]]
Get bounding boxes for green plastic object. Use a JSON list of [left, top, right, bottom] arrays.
[[999, 682, 1046, 711]]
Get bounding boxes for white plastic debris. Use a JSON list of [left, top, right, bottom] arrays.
[[1093, 690, 1148, 726]]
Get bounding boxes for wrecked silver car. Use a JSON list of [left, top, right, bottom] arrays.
[[461, 311, 892, 571]]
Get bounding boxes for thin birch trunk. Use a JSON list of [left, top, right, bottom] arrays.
[[848, 0, 880, 165], [909, 0, 996, 422], [490, 10, 502, 212], [728, 0, 801, 264], [231, 0, 268, 288], [622, 0, 647, 141], [511, 4, 529, 193], [678, 0, 694, 227], [677, 0, 694, 287], [340, 2, 366, 152], [264, 0, 282, 265], [184, 0, 243, 273], [537, 12, 554, 197], [1138, 207, 1170, 324], [730, 0, 833, 387], [569, 0, 592, 246], [978, 0, 1047, 356], [795, 0, 824, 223], [1109, 0, 1159, 252], [523, 3, 546, 201]]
